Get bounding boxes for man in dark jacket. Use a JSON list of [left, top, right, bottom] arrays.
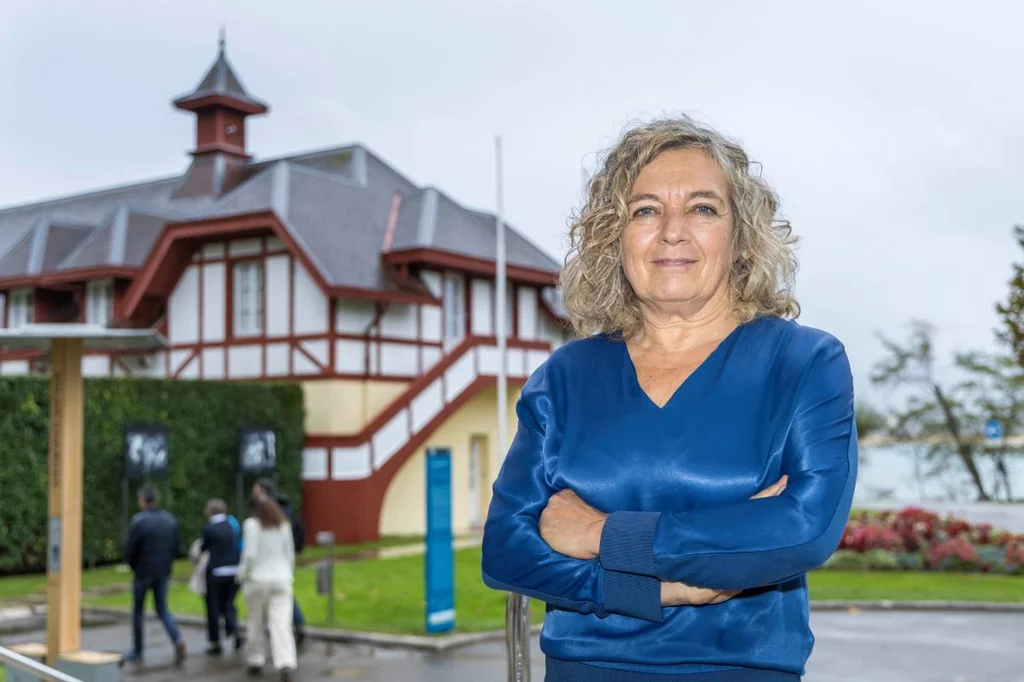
[[124, 484, 186, 666], [201, 498, 242, 655], [253, 478, 306, 648]]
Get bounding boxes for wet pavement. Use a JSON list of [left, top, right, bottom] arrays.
[[2, 610, 1022, 681]]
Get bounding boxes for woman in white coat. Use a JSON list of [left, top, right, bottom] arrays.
[[238, 495, 296, 680]]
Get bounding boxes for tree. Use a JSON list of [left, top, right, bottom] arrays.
[[955, 352, 1024, 500], [855, 401, 887, 440], [996, 224, 1024, 367], [872, 321, 990, 500]]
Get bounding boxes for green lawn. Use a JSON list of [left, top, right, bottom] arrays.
[[0, 536, 424, 604], [0, 559, 206, 603], [807, 570, 1024, 602], [78, 547, 1024, 635], [0, 563, 134, 602], [296, 535, 425, 561], [85, 548, 546, 634]]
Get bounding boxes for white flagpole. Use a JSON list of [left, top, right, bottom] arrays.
[[495, 134, 507, 490], [496, 137, 531, 682]]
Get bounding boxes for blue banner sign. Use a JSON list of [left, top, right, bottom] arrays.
[[984, 419, 1004, 449], [425, 447, 455, 633]]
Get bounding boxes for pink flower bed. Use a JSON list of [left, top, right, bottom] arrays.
[[833, 506, 1024, 573]]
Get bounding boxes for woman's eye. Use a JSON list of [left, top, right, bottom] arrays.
[[633, 206, 656, 217], [694, 204, 718, 216]]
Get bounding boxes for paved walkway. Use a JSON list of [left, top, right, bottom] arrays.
[[2, 610, 1022, 681]]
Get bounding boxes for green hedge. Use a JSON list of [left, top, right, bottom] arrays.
[[0, 376, 305, 574]]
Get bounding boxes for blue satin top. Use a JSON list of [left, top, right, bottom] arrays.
[[481, 316, 857, 680]]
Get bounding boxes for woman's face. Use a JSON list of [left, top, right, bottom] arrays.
[[621, 148, 734, 318]]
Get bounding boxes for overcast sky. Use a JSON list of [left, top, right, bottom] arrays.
[[0, 0, 1017, 404]]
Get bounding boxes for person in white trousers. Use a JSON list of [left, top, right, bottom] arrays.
[[238, 494, 297, 681]]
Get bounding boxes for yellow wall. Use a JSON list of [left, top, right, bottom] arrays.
[[379, 385, 522, 536], [302, 380, 410, 434]]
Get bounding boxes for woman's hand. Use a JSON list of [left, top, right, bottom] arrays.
[[660, 476, 789, 607], [540, 476, 787, 563], [661, 581, 740, 607], [539, 489, 608, 560], [751, 475, 788, 499]]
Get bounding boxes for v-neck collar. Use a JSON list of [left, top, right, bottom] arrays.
[[621, 318, 754, 410]]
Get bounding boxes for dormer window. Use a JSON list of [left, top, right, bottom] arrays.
[[233, 261, 264, 337], [443, 274, 465, 341], [8, 288, 33, 328], [86, 279, 114, 326]]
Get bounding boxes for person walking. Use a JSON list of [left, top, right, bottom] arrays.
[[201, 498, 243, 655], [124, 484, 186, 667], [238, 494, 297, 681], [253, 478, 307, 649]]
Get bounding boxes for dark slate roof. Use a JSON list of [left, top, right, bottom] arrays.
[[201, 148, 423, 291], [391, 191, 425, 247], [122, 211, 172, 267], [0, 229, 33, 278], [172, 43, 267, 112], [0, 177, 212, 259], [284, 163, 387, 289], [42, 222, 94, 271], [0, 141, 562, 299], [0, 217, 93, 279], [202, 167, 275, 219], [389, 187, 561, 272], [173, 154, 220, 199], [283, 148, 355, 177], [59, 206, 178, 271]]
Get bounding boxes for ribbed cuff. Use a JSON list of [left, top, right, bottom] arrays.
[[602, 568, 663, 622], [599, 511, 660, 576]]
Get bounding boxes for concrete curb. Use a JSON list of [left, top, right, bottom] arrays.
[[809, 600, 1024, 613], [79, 606, 541, 653], [304, 622, 544, 653], [79, 600, 1024, 652], [0, 605, 118, 636]]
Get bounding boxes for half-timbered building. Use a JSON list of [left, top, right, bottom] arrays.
[[0, 41, 569, 542]]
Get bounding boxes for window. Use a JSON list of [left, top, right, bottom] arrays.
[[506, 287, 515, 338], [233, 261, 264, 337], [493, 284, 514, 338], [8, 288, 33, 328], [86, 279, 114, 326], [443, 274, 465, 340], [468, 435, 488, 526]]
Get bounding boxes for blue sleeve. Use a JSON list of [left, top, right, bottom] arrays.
[[171, 517, 181, 559], [482, 362, 664, 622], [228, 515, 243, 552], [599, 337, 857, 590], [124, 517, 142, 569]]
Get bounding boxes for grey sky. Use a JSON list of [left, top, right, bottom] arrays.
[[0, 0, 1016, 404]]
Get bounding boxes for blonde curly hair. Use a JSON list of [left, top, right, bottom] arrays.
[[561, 115, 799, 339]]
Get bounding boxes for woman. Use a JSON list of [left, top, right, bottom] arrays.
[[200, 498, 243, 655], [238, 494, 297, 680], [482, 116, 856, 681]]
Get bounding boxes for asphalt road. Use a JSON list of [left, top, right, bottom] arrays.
[[3, 610, 1022, 681]]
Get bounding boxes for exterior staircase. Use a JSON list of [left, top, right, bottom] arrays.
[[301, 335, 552, 543]]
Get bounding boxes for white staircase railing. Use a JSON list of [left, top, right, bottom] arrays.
[[303, 336, 551, 482], [0, 646, 83, 682]]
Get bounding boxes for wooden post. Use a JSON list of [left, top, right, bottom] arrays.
[[46, 338, 84, 665]]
